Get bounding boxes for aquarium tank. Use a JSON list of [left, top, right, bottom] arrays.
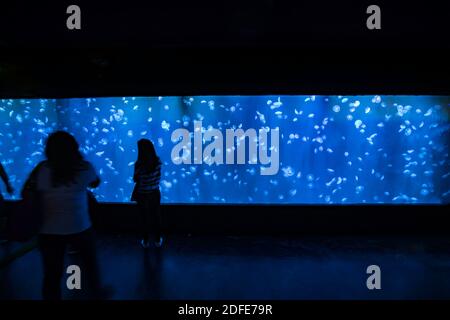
[[0, 95, 449, 204]]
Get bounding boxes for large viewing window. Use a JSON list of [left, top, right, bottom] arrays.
[[1, 95, 449, 204]]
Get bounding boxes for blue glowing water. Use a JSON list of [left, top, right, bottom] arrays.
[[0, 95, 449, 204]]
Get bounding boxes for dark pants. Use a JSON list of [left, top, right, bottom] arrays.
[[136, 190, 162, 243], [0, 196, 6, 239], [38, 228, 100, 300]]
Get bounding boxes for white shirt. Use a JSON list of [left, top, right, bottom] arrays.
[[36, 161, 98, 235]]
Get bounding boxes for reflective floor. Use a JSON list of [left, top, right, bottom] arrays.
[[2, 234, 450, 300]]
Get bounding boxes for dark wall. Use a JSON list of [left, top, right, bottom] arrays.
[[1, 1, 449, 49], [2, 49, 449, 98], [2, 201, 449, 236], [1, 1, 449, 98]]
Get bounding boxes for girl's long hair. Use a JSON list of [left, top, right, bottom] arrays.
[[45, 131, 83, 187], [136, 139, 160, 171]]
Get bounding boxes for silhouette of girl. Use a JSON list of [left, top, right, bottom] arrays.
[[132, 139, 163, 248], [0, 162, 14, 200], [22, 131, 107, 300], [0, 163, 14, 242]]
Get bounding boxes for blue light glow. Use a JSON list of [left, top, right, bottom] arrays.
[[1, 95, 449, 204]]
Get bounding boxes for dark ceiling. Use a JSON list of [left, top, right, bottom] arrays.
[[0, 1, 449, 97], [1, 1, 448, 48]]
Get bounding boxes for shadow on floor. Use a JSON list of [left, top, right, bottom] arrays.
[[2, 234, 450, 300]]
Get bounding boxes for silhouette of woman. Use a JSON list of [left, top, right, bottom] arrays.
[[131, 139, 163, 249], [22, 131, 106, 300], [0, 162, 14, 201], [0, 163, 14, 242]]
